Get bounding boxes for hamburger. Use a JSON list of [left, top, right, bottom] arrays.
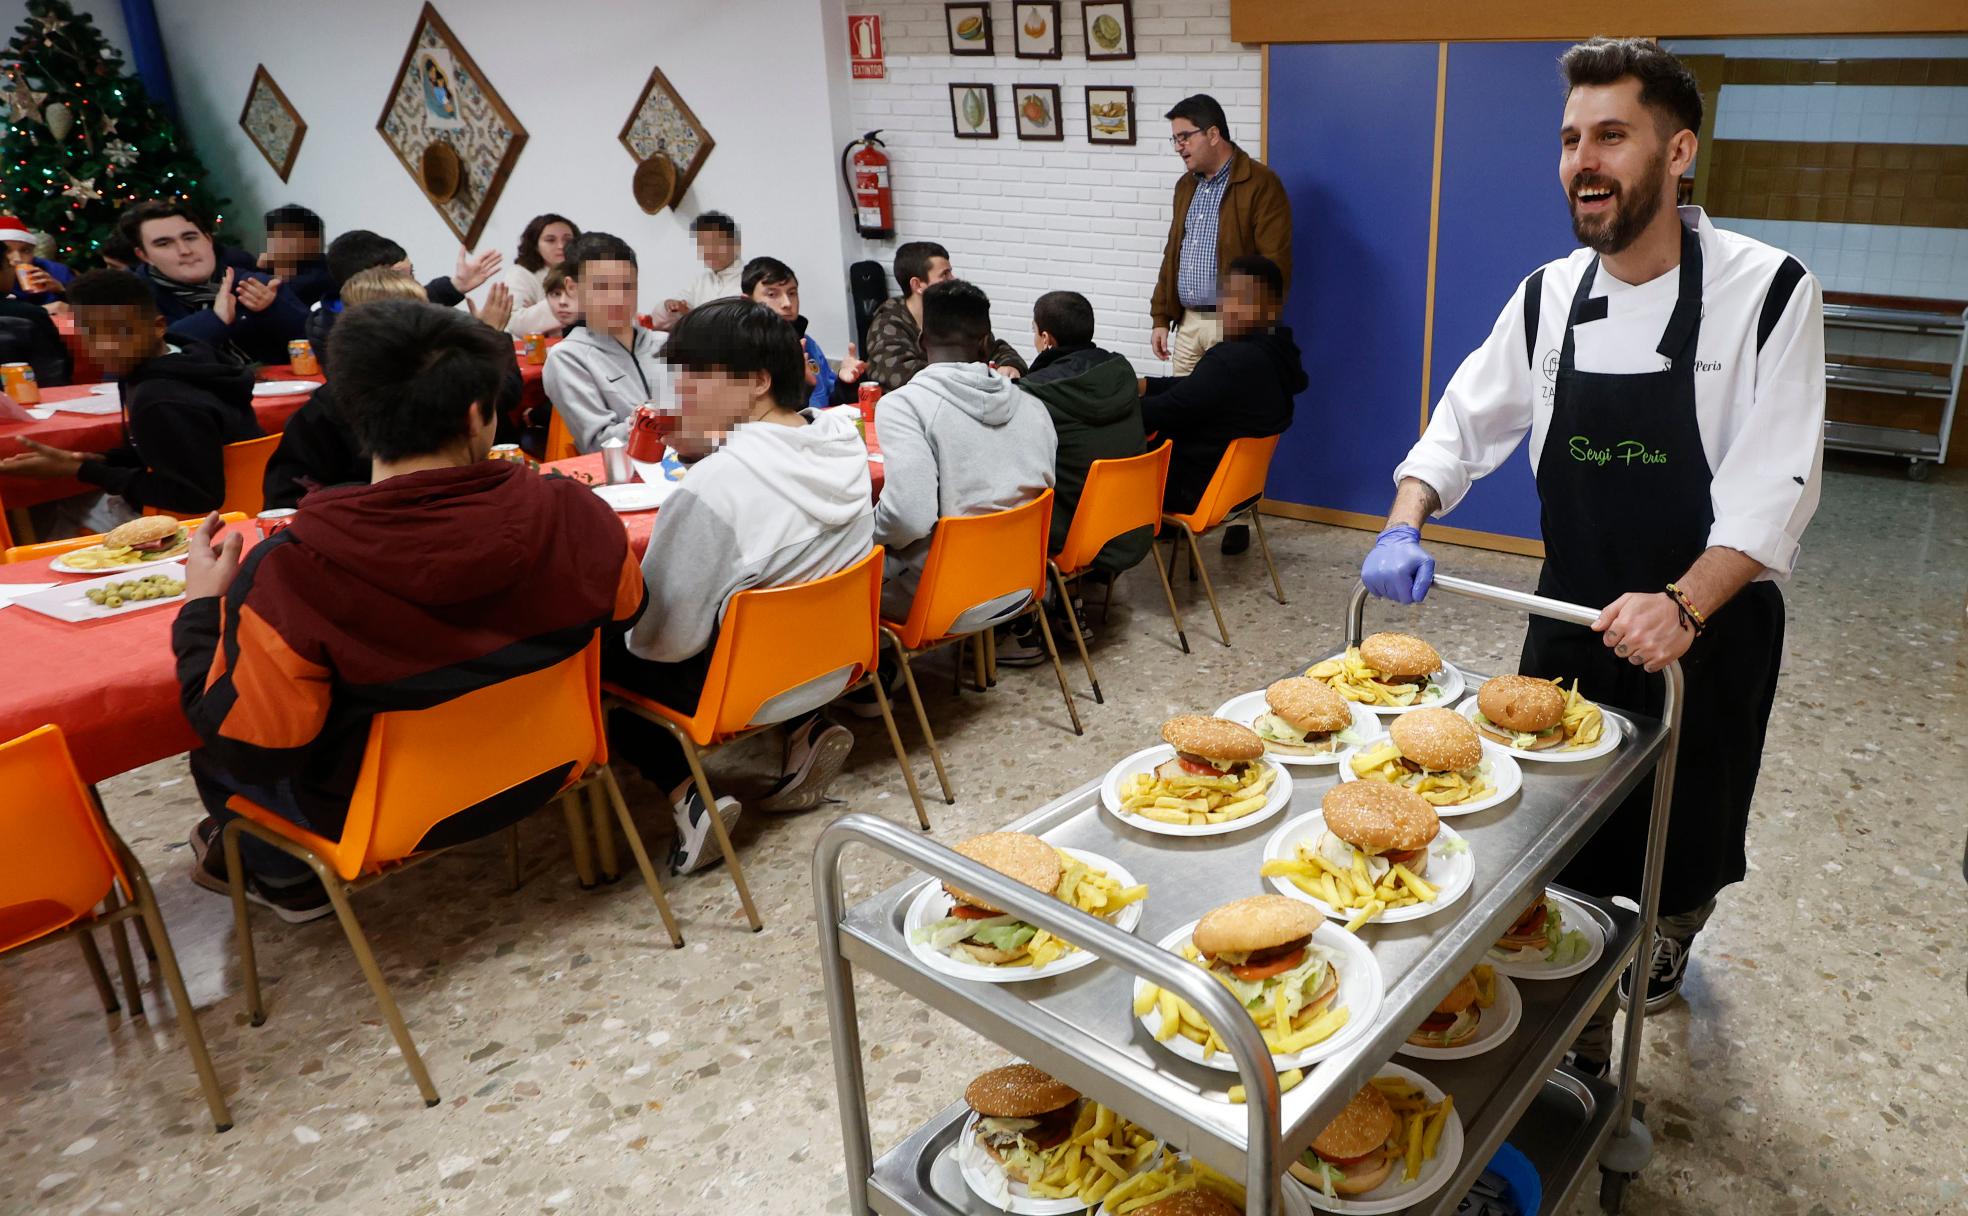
[[1291, 1083, 1400, 1196], [1496, 894, 1554, 953], [964, 1063, 1082, 1184], [1158, 715, 1265, 780], [1133, 1191, 1242, 1216], [1472, 674, 1567, 751], [1406, 972, 1482, 1048], [1315, 781, 1439, 883], [1191, 895, 1336, 1029], [920, 833, 1063, 965], [1252, 678, 1354, 756], [1348, 708, 1490, 806], [103, 516, 189, 560], [1357, 632, 1442, 700]]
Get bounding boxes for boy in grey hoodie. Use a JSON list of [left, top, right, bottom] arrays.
[[872, 279, 1057, 623], [606, 300, 874, 873], [541, 232, 673, 451]]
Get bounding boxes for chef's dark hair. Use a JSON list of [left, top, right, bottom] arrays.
[[1033, 291, 1095, 348], [664, 297, 806, 410], [565, 232, 638, 280], [1164, 94, 1230, 141], [1225, 254, 1284, 302], [894, 241, 949, 295], [921, 279, 993, 349], [1559, 38, 1703, 137], [741, 255, 798, 296]]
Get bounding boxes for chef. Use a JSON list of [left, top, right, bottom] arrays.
[[1359, 38, 1823, 1068]]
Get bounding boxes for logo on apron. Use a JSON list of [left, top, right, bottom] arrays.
[[1567, 435, 1669, 466]]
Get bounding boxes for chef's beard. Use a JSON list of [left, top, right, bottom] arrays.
[[1569, 154, 1669, 256]]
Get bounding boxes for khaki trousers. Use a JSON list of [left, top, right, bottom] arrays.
[[1170, 309, 1223, 376]]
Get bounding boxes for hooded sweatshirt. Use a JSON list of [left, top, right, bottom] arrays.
[[1020, 343, 1151, 572], [541, 324, 673, 452], [627, 407, 874, 663], [75, 338, 263, 514], [172, 459, 645, 845], [872, 362, 1057, 621], [1141, 325, 1308, 515]]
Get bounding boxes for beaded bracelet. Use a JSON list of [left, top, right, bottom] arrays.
[[1663, 583, 1706, 637]]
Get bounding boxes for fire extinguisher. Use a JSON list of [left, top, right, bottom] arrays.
[[841, 130, 895, 240]]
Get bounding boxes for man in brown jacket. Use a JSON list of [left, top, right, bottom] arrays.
[[1151, 94, 1293, 376]]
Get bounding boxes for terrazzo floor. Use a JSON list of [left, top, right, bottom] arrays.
[[1, 455, 1962, 1216]]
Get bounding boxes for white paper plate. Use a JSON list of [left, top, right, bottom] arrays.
[[1262, 813, 1473, 924], [1395, 970, 1522, 1061], [629, 456, 689, 486], [1486, 889, 1607, 981], [1133, 919, 1382, 1073], [1308, 655, 1467, 716], [952, 1109, 1162, 1214], [1211, 691, 1386, 767], [1289, 1062, 1465, 1214], [11, 562, 187, 622], [1099, 746, 1293, 837], [903, 848, 1144, 984], [1452, 694, 1625, 763], [592, 480, 674, 512], [1335, 740, 1521, 818], [252, 379, 318, 396], [49, 544, 189, 575]]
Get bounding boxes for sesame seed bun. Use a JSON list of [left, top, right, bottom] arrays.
[[964, 1063, 1079, 1119], [1321, 782, 1439, 853], [1388, 707, 1483, 773], [103, 516, 185, 550], [1161, 715, 1265, 763], [942, 832, 1062, 915], [1310, 1083, 1398, 1162], [1435, 972, 1479, 1015], [1133, 1192, 1243, 1216], [1265, 677, 1351, 733], [1192, 894, 1322, 957], [1477, 675, 1565, 734], [1358, 632, 1441, 679]]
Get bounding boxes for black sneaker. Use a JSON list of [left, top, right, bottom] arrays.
[[840, 665, 903, 719], [1565, 1050, 1612, 1080], [1219, 524, 1250, 555], [187, 818, 333, 925], [667, 784, 741, 875], [995, 621, 1048, 668], [1619, 929, 1692, 1012], [754, 717, 854, 813]]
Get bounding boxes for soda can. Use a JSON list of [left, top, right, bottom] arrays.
[[1, 361, 40, 405], [857, 381, 881, 422], [286, 339, 319, 376], [522, 333, 547, 365], [626, 403, 672, 464], [254, 508, 298, 539], [488, 443, 530, 467], [600, 438, 632, 485]]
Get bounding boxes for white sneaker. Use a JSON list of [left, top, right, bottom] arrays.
[[667, 783, 741, 875], [755, 717, 854, 813]]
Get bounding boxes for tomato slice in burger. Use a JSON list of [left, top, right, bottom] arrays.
[[951, 904, 997, 920], [1176, 756, 1224, 777], [1227, 947, 1306, 982]]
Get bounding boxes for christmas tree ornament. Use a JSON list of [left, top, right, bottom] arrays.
[[103, 138, 136, 167], [60, 173, 101, 202], [3, 70, 48, 125], [45, 100, 73, 140]]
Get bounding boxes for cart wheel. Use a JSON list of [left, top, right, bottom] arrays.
[[1599, 1166, 1631, 1213], [1908, 460, 1931, 481]]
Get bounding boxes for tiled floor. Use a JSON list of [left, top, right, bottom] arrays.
[[1, 456, 1963, 1216]]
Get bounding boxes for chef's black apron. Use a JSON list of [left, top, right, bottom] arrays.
[[1522, 225, 1785, 918]]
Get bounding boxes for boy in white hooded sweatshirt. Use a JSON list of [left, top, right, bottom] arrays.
[[606, 298, 875, 874]]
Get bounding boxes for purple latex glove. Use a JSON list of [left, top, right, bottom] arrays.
[[1362, 524, 1434, 604]]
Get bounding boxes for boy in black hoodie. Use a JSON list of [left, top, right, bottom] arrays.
[[0, 270, 261, 520]]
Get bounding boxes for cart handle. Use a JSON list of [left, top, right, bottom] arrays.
[[815, 812, 1285, 1216]]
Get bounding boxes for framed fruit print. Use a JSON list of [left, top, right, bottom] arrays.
[[1014, 3, 1061, 60], [950, 83, 999, 139], [1085, 85, 1135, 146], [1082, 0, 1135, 62], [1013, 83, 1062, 141], [945, 4, 993, 56]]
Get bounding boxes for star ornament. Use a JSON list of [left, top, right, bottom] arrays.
[[60, 173, 102, 202], [3, 69, 48, 125]]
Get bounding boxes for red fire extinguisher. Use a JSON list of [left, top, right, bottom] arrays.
[[842, 130, 895, 240]]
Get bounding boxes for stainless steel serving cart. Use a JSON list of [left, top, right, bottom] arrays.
[[1821, 299, 1966, 480], [816, 574, 1683, 1215]]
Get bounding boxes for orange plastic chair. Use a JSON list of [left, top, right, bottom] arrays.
[[0, 725, 231, 1131], [544, 408, 579, 461], [1162, 434, 1287, 645], [140, 435, 280, 520], [3, 511, 247, 564], [1050, 440, 1188, 703], [881, 490, 1081, 804], [605, 548, 930, 926], [222, 638, 678, 1106], [0, 501, 13, 551]]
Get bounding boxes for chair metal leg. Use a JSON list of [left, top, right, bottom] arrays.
[[888, 634, 954, 804], [586, 781, 620, 883], [1250, 508, 1286, 604], [76, 930, 120, 1014], [673, 732, 763, 932], [1147, 538, 1190, 654], [219, 820, 265, 1026], [983, 627, 998, 687], [314, 869, 441, 1106], [1051, 562, 1101, 704], [1030, 604, 1085, 736], [1176, 523, 1230, 645], [124, 862, 233, 1132], [598, 766, 684, 948], [133, 914, 157, 963], [102, 887, 144, 1019], [970, 631, 989, 693], [952, 635, 967, 698], [504, 825, 522, 893], [869, 674, 931, 830], [559, 793, 598, 889]]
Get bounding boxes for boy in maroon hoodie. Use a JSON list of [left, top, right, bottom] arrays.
[[172, 300, 645, 922]]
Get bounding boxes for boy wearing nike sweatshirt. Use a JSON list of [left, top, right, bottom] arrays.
[[607, 299, 874, 873]]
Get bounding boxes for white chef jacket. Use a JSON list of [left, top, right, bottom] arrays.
[[680, 261, 743, 309], [1396, 207, 1824, 580]]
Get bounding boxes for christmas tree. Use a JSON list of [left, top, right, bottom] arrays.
[[0, 0, 229, 265]]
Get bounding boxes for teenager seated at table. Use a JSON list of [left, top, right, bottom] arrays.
[[258, 203, 329, 306], [119, 199, 308, 367], [98, 232, 138, 272], [0, 270, 259, 534], [542, 232, 670, 451], [1, 213, 72, 308], [504, 212, 579, 336], [653, 211, 742, 331], [0, 258, 72, 387], [605, 298, 871, 872], [743, 256, 867, 409], [865, 241, 1028, 391], [304, 229, 505, 356], [174, 299, 644, 922], [544, 264, 581, 333]]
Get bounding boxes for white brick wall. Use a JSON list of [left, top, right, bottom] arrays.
[[846, 1, 1262, 371]]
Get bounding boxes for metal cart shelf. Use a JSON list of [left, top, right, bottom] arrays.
[[1821, 300, 1966, 478], [818, 575, 1684, 1215]]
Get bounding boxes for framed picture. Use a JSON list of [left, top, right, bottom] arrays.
[[1085, 85, 1136, 146], [950, 83, 998, 139], [1082, 0, 1135, 61], [239, 65, 305, 181], [375, 3, 529, 247], [619, 65, 717, 207], [1013, 2, 1061, 59], [1013, 83, 1063, 141], [944, 3, 993, 56]]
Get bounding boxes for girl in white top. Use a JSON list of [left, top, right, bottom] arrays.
[[502, 212, 579, 336]]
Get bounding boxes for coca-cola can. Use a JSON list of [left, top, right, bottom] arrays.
[[626, 403, 672, 464], [255, 508, 298, 539], [857, 381, 881, 423]]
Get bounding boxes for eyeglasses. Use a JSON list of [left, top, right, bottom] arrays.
[[1170, 129, 1204, 148]]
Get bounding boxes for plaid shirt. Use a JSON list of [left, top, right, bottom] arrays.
[[1176, 159, 1234, 310]]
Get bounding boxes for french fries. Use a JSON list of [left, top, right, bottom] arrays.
[[1368, 1076, 1455, 1182], [1306, 648, 1433, 707], [1136, 943, 1350, 1058], [1348, 741, 1495, 806], [1099, 1157, 1245, 1214], [1018, 1101, 1162, 1203], [1558, 678, 1605, 749], [1119, 760, 1276, 827], [1261, 844, 1441, 929], [1022, 850, 1149, 968], [1227, 1067, 1302, 1104]]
